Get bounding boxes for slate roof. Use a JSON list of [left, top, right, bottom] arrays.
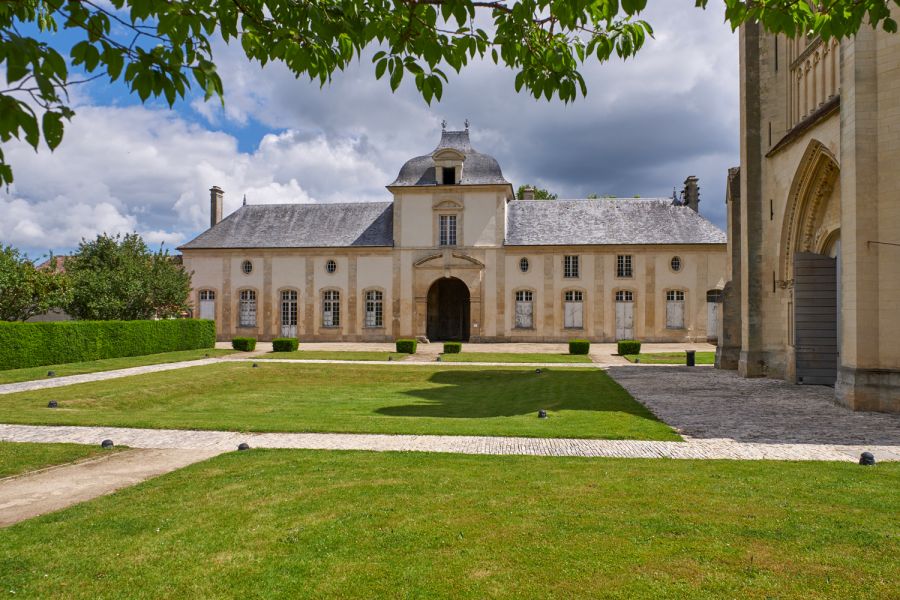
[[179, 202, 393, 249], [389, 129, 511, 187], [505, 198, 727, 246]]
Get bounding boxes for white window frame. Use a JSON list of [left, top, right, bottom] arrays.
[[238, 289, 257, 328], [281, 289, 298, 328], [563, 290, 584, 329], [616, 255, 633, 278], [670, 256, 682, 272], [322, 290, 340, 328], [199, 290, 215, 301], [364, 290, 384, 328], [666, 290, 686, 329], [563, 255, 580, 279], [439, 214, 457, 246], [514, 290, 534, 329]]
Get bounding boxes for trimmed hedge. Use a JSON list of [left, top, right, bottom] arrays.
[[443, 341, 462, 354], [0, 319, 215, 371], [271, 338, 299, 352], [232, 337, 257, 352], [568, 339, 590, 355], [395, 339, 417, 354], [617, 340, 641, 356]]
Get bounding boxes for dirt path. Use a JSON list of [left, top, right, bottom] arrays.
[[0, 447, 223, 527]]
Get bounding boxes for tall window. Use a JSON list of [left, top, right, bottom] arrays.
[[616, 255, 633, 278], [199, 290, 216, 321], [281, 290, 298, 336], [239, 289, 256, 327], [439, 215, 457, 246], [323, 290, 340, 327], [563, 255, 579, 278], [666, 290, 685, 329], [365, 290, 383, 328], [514, 290, 534, 329], [564, 290, 584, 329]]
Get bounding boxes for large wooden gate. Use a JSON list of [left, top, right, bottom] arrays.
[[793, 252, 838, 385]]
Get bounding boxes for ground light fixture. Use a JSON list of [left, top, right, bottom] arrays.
[[436, 356, 442, 362], [47, 400, 58, 408], [47, 371, 55, 377], [238, 443, 250, 451], [535, 368, 542, 374], [252, 363, 259, 368], [859, 452, 876, 466], [101, 439, 114, 449], [538, 410, 548, 419]]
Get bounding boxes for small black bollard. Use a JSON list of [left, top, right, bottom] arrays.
[[859, 452, 876, 466], [252, 363, 259, 368], [238, 442, 250, 451], [47, 400, 58, 409], [47, 371, 56, 377], [436, 356, 442, 362], [101, 439, 114, 449], [538, 409, 548, 419], [535, 368, 542, 375], [685, 350, 696, 367]]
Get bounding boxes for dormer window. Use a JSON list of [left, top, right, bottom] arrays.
[[441, 166, 457, 185], [432, 147, 465, 186]]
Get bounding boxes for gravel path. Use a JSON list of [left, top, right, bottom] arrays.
[[1, 423, 897, 463], [608, 366, 900, 445], [0, 447, 221, 527]]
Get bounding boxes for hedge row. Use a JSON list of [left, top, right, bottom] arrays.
[[568, 339, 590, 355], [617, 340, 642, 356], [395, 339, 417, 354], [0, 319, 216, 371], [271, 338, 298, 352]]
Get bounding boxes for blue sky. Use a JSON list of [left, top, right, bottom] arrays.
[[1, 2, 738, 258]]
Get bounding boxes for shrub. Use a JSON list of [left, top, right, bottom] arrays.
[[271, 338, 299, 352], [617, 340, 641, 356], [568, 339, 590, 355], [0, 319, 215, 371], [232, 337, 257, 352], [395, 339, 417, 354], [443, 341, 462, 354]]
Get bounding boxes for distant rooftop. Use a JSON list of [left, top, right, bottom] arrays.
[[389, 128, 510, 187], [505, 198, 727, 245]]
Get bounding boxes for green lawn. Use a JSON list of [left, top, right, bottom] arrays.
[[0, 349, 236, 384], [260, 351, 409, 361], [624, 351, 716, 365], [1, 450, 896, 599], [0, 441, 119, 479], [440, 352, 592, 363], [0, 363, 678, 440]]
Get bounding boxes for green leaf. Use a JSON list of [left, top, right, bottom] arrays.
[[42, 111, 65, 151]]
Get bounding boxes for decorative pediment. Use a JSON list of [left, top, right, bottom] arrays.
[[432, 148, 466, 162], [414, 252, 484, 269], [432, 198, 463, 210]]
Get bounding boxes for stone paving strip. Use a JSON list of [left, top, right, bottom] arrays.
[[0, 447, 221, 527], [2, 424, 897, 463], [0, 357, 600, 395]]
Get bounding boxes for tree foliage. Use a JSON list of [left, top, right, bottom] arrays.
[[65, 233, 191, 320], [0, 245, 70, 321], [516, 183, 558, 199], [1, 1, 898, 186]]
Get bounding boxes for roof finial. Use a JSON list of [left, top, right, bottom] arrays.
[[243, 194, 247, 206], [464, 118, 469, 130], [441, 119, 447, 130]]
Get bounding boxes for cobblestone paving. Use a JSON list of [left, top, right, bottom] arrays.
[[607, 366, 900, 446], [1, 423, 897, 462]]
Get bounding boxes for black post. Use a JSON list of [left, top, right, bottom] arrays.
[[685, 350, 696, 367]]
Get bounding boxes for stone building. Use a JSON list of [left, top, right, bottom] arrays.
[[717, 19, 900, 412], [180, 128, 726, 343]]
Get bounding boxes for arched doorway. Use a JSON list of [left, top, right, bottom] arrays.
[[427, 277, 470, 341]]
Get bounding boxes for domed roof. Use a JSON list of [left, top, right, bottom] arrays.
[[389, 129, 510, 187]]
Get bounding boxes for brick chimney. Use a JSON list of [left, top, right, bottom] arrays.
[[682, 176, 700, 212], [210, 186, 224, 228], [521, 186, 535, 200]]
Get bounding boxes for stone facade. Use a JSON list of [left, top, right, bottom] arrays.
[[181, 130, 727, 345], [719, 18, 900, 412]]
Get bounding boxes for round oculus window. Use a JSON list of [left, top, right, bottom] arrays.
[[519, 257, 529, 272], [241, 260, 253, 274], [325, 259, 337, 274], [670, 256, 682, 272]]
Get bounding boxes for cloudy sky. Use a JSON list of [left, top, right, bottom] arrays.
[[1, 2, 738, 258]]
